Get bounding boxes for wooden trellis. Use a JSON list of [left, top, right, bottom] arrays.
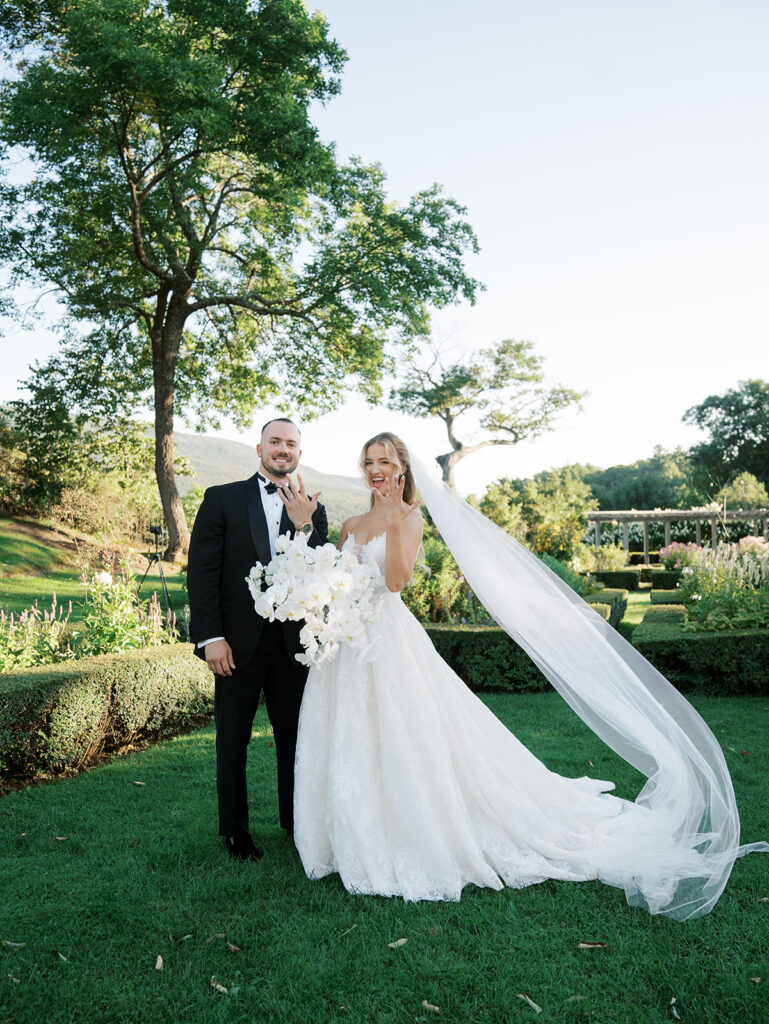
[[584, 508, 769, 564]]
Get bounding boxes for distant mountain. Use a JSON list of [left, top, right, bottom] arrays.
[[174, 431, 368, 527]]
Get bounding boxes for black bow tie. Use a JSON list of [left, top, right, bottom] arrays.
[[257, 473, 279, 494]]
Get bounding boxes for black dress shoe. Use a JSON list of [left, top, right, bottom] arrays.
[[225, 834, 264, 862]]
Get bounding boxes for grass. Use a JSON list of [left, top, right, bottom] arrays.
[[0, 517, 189, 621], [2, 692, 768, 1024], [617, 590, 652, 642]]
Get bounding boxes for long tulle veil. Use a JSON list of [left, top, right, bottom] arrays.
[[410, 451, 767, 919]]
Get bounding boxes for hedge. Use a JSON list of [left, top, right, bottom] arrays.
[[631, 621, 769, 694], [650, 589, 685, 604], [584, 588, 628, 628], [640, 604, 687, 626], [424, 625, 550, 693], [593, 569, 642, 591], [0, 645, 212, 776], [650, 569, 684, 589], [422, 583, 631, 693]]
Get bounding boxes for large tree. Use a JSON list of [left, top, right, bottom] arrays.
[[389, 339, 585, 488], [0, 0, 479, 558], [683, 380, 769, 495]]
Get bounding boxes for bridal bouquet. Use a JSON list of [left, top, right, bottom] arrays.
[[245, 534, 384, 667]]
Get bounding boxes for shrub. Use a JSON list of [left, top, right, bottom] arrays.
[[0, 597, 73, 672], [571, 542, 627, 573], [650, 570, 684, 589], [402, 536, 490, 624], [592, 569, 642, 591], [538, 553, 594, 596], [677, 546, 769, 631], [658, 542, 702, 570], [584, 588, 628, 628], [632, 621, 769, 695], [0, 645, 212, 775], [0, 569, 179, 674], [650, 589, 686, 604], [424, 625, 550, 693], [640, 605, 687, 626]]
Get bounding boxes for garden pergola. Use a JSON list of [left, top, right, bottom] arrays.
[[585, 508, 769, 564]]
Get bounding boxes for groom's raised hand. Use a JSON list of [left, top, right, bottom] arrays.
[[278, 473, 321, 528]]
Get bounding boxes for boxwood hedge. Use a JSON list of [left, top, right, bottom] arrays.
[[0, 645, 212, 776], [632, 620, 769, 694]]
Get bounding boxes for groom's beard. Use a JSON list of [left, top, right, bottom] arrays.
[[261, 452, 299, 478]]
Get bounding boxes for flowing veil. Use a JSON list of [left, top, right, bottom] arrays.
[[410, 451, 767, 920]]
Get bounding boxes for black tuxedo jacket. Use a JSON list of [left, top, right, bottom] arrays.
[[186, 473, 329, 667]]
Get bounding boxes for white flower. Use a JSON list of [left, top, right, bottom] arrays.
[[94, 572, 113, 587], [246, 536, 384, 667]]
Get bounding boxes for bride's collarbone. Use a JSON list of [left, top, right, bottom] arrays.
[[348, 517, 388, 546]]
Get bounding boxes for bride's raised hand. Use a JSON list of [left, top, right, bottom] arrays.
[[373, 473, 421, 526]]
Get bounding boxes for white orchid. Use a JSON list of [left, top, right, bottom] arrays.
[[245, 535, 384, 666]]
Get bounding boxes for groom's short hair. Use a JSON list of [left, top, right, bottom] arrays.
[[261, 417, 301, 439]]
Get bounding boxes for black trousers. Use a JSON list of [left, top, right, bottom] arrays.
[[213, 621, 308, 837]]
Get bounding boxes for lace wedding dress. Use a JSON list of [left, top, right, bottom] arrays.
[[294, 454, 767, 918], [294, 533, 662, 903]]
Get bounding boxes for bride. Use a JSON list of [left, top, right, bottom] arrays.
[[293, 432, 766, 919]]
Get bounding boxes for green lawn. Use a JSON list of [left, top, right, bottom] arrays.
[[0, 517, 188, 621], [2, 692, 768, 1024], [617, 590, 652, 642]]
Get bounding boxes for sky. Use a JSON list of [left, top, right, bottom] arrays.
[[1, 0, 767, 495]]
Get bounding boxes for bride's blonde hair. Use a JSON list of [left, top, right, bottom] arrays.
[[358, 432, 417, 508]]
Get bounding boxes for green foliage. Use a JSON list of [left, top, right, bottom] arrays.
[[640, 604, 688, 626], [537, 552, 593, 596], [1, 372, 188, 535], [592, 569, 642, 591], [584, 588, 629, 628], [570, 541, 627, 573], [676, 546, 769, 631], [402, 535, 490, 624], [684, 379, 769, 492], [0, 645, 212, 774], [0, 598, 72, 672], [632, 620, 769, 694], [650, 589, 688, 604], [716, 470, 769, 509], [585, 446, 701, 510], [0, 570, 179, 673], [658, 542, 702, 570], [390, 340, 584, 486], [0, 0, 480, 553], [479, 465, 597, 560], [424, 625, 549, 692], [476, 480, 528, 542], [75, 570, 178, 657]]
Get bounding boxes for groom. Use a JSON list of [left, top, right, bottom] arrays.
[[187, 418, 328, 861]]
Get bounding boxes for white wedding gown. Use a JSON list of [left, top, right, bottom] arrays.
[[294, 532, 675, 903]]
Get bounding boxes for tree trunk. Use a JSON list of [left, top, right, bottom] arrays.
[[153, 315, 190, 562], [436, 450, 462, 490]]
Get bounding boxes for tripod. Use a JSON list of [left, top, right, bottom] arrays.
[[137, 526, 171, 618]]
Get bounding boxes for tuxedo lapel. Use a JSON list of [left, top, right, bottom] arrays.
[[245, 474, 272, 564]]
